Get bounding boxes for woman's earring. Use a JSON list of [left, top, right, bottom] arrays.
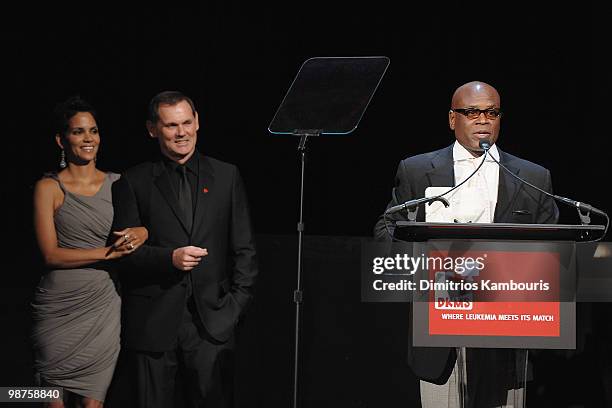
[[59, 150, 67, 168]]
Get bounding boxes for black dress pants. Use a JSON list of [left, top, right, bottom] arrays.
[[127, 298, 235, 408]]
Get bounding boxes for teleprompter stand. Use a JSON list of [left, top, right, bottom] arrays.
[[268, 56, 389, 408]]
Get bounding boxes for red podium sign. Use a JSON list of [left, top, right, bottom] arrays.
[[412, 240, 576, 349]]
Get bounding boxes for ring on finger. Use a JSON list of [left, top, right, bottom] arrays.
[[128, 243, 135, 250]]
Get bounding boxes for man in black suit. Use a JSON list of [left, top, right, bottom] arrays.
[[375, 81, 558, 407], [111, 91, 257, 408]]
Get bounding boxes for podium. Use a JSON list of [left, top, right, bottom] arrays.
[[392, 221, 605, 407], [391, 221, 605, 348]]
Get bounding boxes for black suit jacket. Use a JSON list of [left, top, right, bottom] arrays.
[[374, 144, 559, 384], [111, 154, 257, 351]]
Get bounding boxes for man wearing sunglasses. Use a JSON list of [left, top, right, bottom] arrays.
[[375, 81, 559, 407]]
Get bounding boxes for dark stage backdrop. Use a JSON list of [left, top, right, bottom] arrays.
[[4, 4, 611, 407]]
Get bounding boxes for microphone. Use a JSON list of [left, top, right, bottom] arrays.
[[553, 196, 607, 217], [385, 196, 450, 216], [384, 143, 491, 216], [481, 140, 608, 219], [479, 139, 491, 152]]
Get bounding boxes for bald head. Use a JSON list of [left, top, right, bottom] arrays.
[[449, 81, 502, 157], [451, 81, 500, 107]]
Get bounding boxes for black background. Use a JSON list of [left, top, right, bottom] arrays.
[[4, 3, 611, 407]]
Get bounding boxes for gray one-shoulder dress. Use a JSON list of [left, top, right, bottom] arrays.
[[31, 173, 121, 402]]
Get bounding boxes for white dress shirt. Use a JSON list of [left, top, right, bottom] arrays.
[[451, 141, 500, 223]]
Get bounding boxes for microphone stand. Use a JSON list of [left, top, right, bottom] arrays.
[[484, 148, 610, 236], [384, 147, 491, 240]]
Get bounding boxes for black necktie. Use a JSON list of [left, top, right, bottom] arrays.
[[177, 165, 193, 232]]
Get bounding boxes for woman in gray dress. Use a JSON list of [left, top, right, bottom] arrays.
[[31, 97, 147, 408]]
